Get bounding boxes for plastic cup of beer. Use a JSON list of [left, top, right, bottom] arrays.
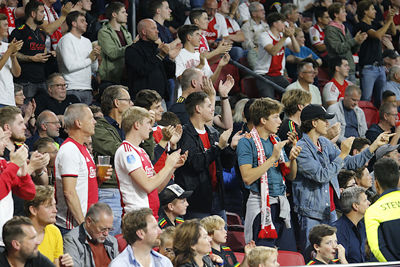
[[97, 156, 111, 183]]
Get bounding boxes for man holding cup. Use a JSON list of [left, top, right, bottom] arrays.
[[55, 103, 111, 236], [92, 85, 133, 235]]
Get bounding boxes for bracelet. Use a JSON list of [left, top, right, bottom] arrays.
[[220, 96, 229, 100]]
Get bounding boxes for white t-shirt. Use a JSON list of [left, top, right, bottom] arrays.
[[0, 42, 15, 106], [114, 140, 159, 215], [55, 138, 97, 229], [175, 48, 213, 78], [238, 2, 251, 24], [286, 80, 322, 105], [255, 30, 291, 76]]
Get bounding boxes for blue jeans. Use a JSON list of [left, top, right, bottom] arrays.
[[185, 192, 227, 223], [67, 89, 93, 105], [251, 204, 297, 251], [98, 188, 122, 235], [360, 65, 386, 106], [298, 211, 337, 251], [229, 47, 246, 62], [190, 0, 204, 8]]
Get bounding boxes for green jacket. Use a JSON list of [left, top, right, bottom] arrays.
[[325, 24, 360, 75], [98, 22, 133, 83], [92, 117, 122, 188]]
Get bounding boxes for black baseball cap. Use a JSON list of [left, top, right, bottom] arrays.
[[159, 184, 193, 206], [300, 104, 335, 121]]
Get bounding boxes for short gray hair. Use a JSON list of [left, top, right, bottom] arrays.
[[281, 3, 297, 18], [388, 65, 400, 81], [85, 202, 113, 222], [344, 84, 361, 97], [46, 72, 64, 88], [36, 110, 54, 129], [64, 103, 89, 130], [249, 2, 262, 15], [340, 186, 366, 214]]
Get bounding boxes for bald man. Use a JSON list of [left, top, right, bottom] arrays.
[[125, 19, 181, 102], [26, 110, 64, 152]]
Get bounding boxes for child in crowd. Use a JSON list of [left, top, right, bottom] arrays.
[[158, 184, 192, 229], [247, 246, 280, 267], [200, 215, 242, 267], [307, 224, 348, 265], [159, 226, 175, 262]]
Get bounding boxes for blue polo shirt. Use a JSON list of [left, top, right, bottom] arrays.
[[333, 215, 366, 263]]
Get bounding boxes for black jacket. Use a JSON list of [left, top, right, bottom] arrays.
[[175, 122, 236, 213], [125, 39, 175, 100]]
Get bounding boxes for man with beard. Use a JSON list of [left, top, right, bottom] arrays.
[[0, 216, 55, 266], [109, 208, 172, 266], [56, 11, 100, 105], [64, 203, 118, 267], [0, 126, 35, 252], [10, 0, 51, 102], [25, 185, 73, 266], [0, 106, 49, 216], [54, 104, 99, 235]]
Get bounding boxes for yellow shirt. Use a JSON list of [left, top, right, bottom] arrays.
[[38, 224, 64, 263]]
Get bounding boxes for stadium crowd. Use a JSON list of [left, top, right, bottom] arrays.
[[1, 0, 400, 266]]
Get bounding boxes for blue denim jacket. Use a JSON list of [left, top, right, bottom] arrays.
[[293, 133, 373, 220]]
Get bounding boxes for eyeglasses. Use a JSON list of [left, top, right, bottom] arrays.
[[45, 121, 61, 125], [98, 227, 114, 234], [386, 113, 398, 117], [118, 98, 131, 101], [52, 83, 68, 88]]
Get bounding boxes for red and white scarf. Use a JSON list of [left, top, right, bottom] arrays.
[[250, 127, 290, 239]]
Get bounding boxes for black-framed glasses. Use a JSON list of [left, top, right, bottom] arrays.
[[52, 83, 68, 88]]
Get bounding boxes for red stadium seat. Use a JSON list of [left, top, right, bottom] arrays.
[[277, 250, 305, 266], [227, 212, 243, 226], [226, 227, 245, 252], [241, 76, 260, 98], [233, 252, 245, 262], [358, 101, 379, 128], [115, 234, 128, 253]]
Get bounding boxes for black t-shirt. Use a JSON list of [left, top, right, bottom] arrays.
[[211, 246, 238, 267], [307, 258, 340, 265], [34, 93, 80, 116], [0, 251, 55, 267], [354, 21, 382, 67], [9, 24, 47, 83]]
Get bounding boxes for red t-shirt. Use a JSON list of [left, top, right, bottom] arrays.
[[198, 131, 218, 191], [88, 241, 111, 267]]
